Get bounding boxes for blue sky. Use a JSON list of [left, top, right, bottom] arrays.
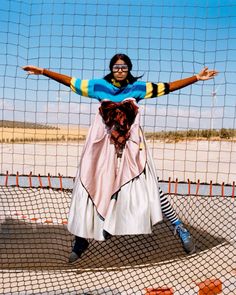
[[0, 0, 236, 131]]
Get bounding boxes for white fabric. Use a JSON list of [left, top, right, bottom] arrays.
[[68, 144, 163, 241], [79, 109, 146, 219]]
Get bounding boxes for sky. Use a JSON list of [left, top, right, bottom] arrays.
[[0, 0, 236, 132]]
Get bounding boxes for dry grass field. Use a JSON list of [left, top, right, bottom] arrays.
[[1, 125, 236, 144], [0, 126, 88, 143], [0, 122, 236, 184]]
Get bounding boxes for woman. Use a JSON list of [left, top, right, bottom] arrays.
[[22, 53, 218, 263]]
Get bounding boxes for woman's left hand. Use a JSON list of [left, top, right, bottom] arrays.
[[196, 67, 218, 81]]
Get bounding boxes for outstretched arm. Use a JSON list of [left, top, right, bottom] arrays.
[[22, 65, 72, 87], [169, 67, 218, 92]]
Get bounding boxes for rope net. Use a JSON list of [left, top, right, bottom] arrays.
[[0, 0, 236, 294], [1, 185, 235, 294]]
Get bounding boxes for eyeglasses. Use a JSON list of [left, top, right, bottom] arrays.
[[112, 64, 129, 73]]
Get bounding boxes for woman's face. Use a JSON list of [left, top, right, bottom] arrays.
[[112, 59, 129, 81]]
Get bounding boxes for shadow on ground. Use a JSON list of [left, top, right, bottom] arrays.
[[0, 217, 229, 270]]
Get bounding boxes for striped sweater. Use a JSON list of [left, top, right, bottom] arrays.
[[70, 78, 169, 102]]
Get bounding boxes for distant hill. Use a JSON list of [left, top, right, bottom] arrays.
[[1, 121, 235, 143], [0, 120, 58, 129], [145, 128, 236, 141]]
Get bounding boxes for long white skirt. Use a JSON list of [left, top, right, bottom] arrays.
[[68, 146, 163, 241]]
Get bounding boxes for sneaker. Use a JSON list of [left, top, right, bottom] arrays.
[[68, 251, 81, 264], [68, 236, 89, 263], [174, 223, 196, 254]]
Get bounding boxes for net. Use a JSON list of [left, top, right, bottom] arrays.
[[1, 184, 235, 294], [1, 0, 236, 183], [0, 0, 236, 294]]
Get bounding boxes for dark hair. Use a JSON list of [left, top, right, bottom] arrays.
[[104, 53, 143, 84]]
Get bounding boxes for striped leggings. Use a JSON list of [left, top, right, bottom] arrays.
[[159, 187, 179, 225]]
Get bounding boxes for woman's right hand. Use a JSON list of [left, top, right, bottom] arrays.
[[22, 65, 44, 75]]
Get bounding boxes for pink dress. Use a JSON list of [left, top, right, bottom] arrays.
[[67, 99, 163, 241]]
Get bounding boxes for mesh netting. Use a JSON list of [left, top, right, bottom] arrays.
[[1, 0, 236, 183], [1, 185, 235, 294], [1, 0, 236, 294]]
